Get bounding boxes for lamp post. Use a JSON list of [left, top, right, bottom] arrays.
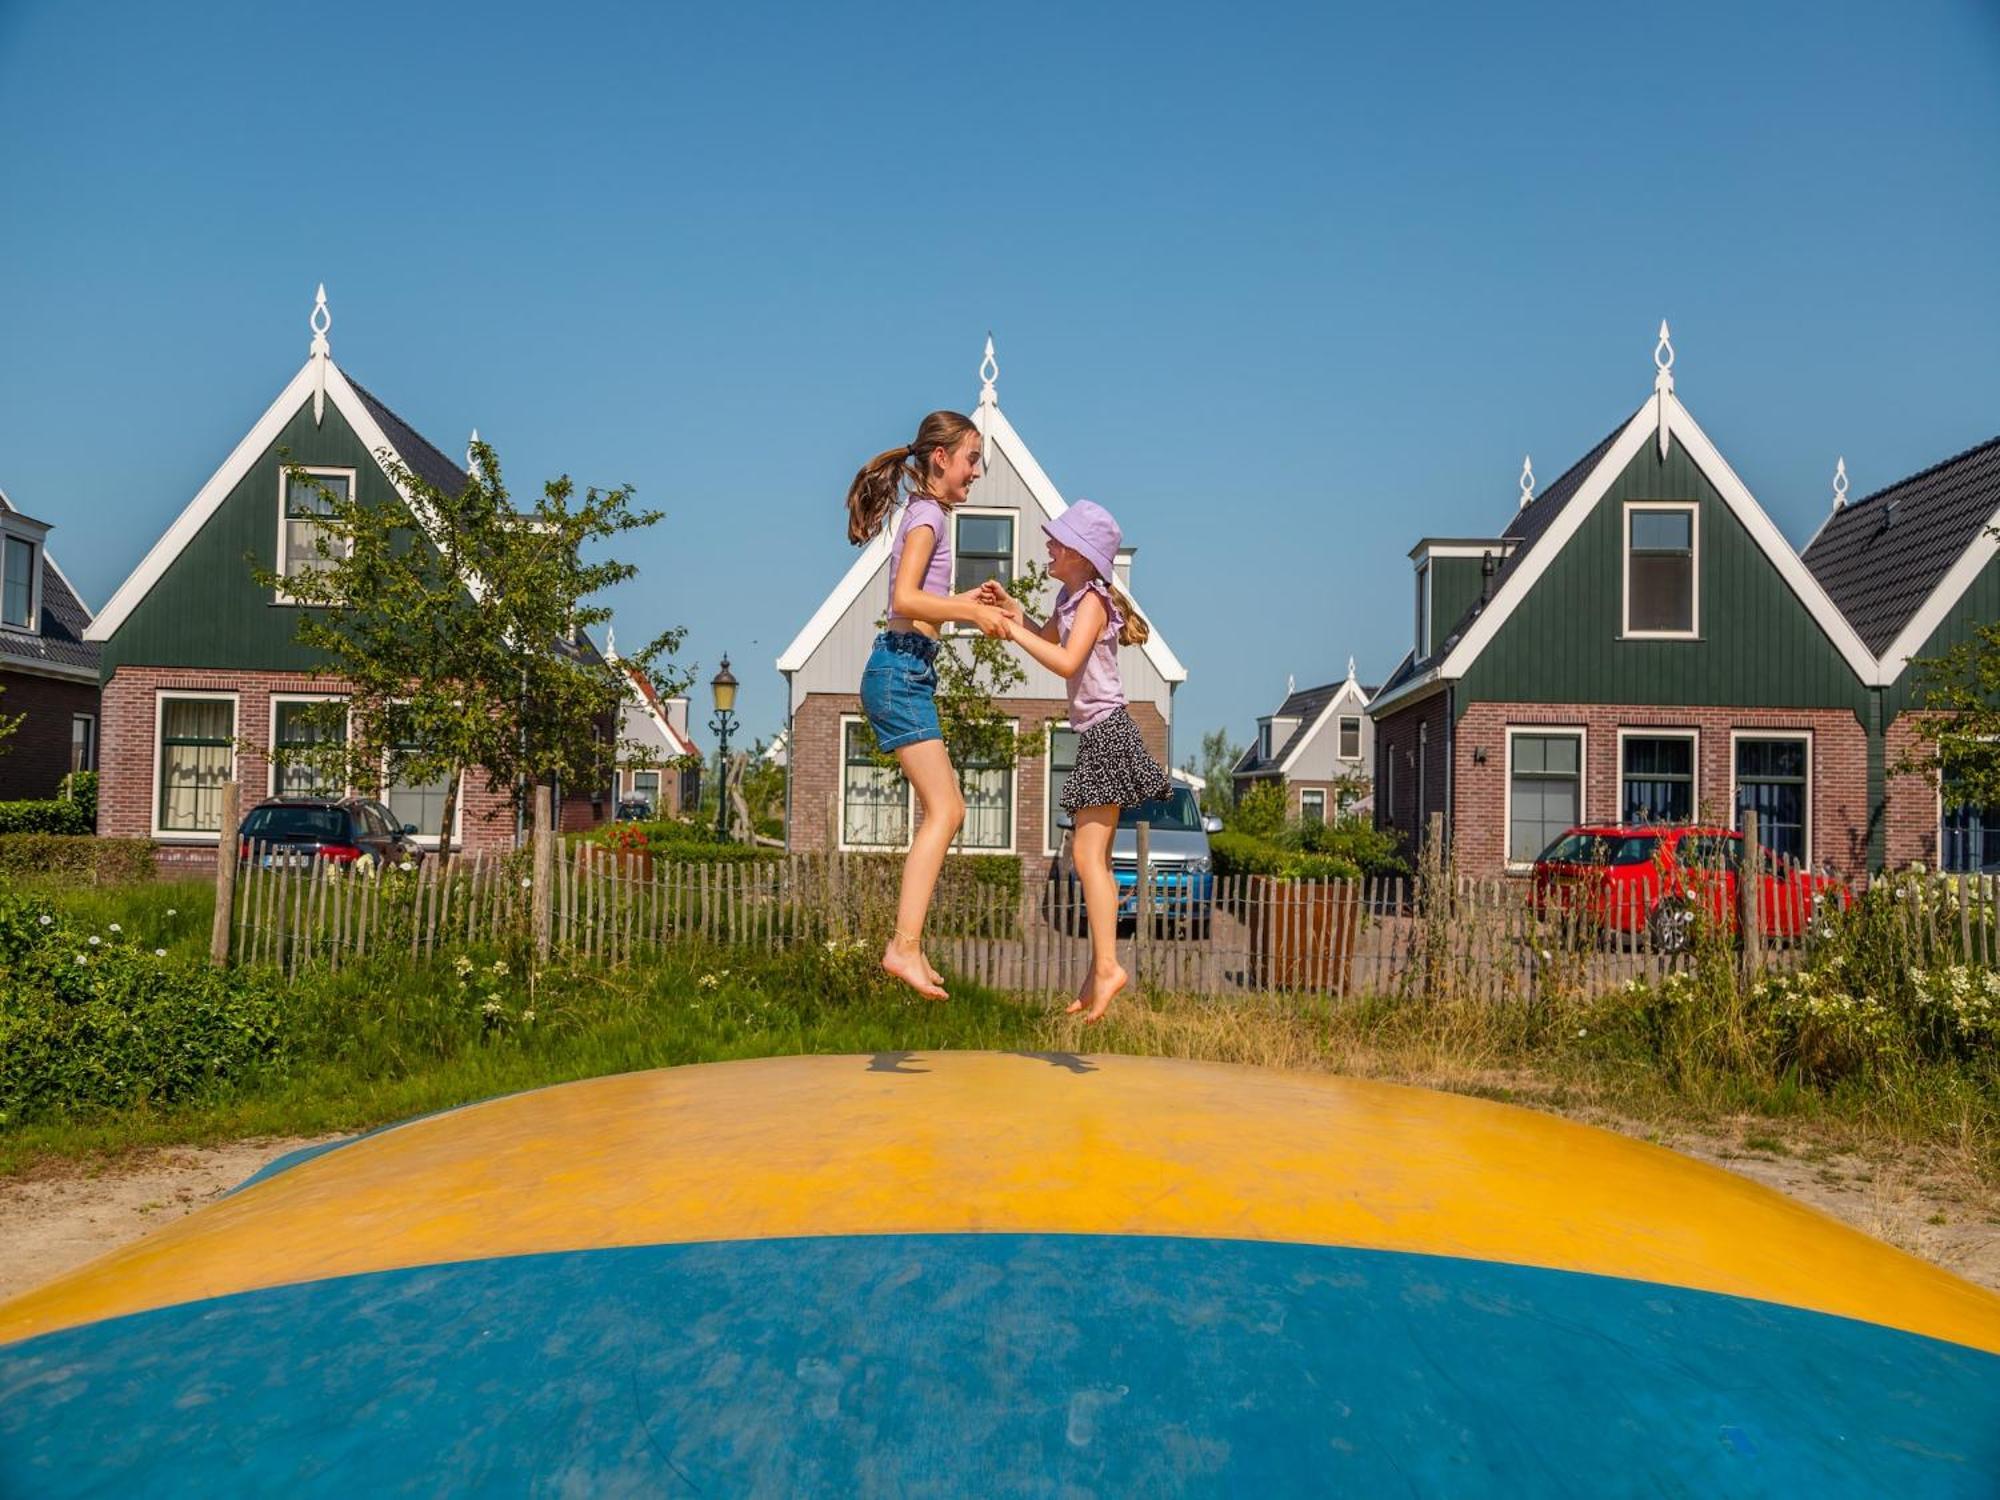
[[709, 655, 739, 841]]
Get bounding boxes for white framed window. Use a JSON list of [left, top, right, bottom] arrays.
[[153, 691, 238, 838], [276, 467, 356, 599], [955, 720, 1017, 852], [1618, 729, 1697, 825], [383, 738, 463, 847], [1505, 727, 1585, 868], [1623, 502, 1698, 638], [270, 694, 349, 798], [2, 534, 38, 631], [628, 769, 662, 807], [1337, 715, 1362, 761], [952, 508, 1016, 593], [1731, 731, 1810, 867], [1300, 787, 1326, 824], [1257, 721, 1272, 762], [840, 716, 911, 850], [1046, 724, 1079, 853], [70, 713, 96, 774]]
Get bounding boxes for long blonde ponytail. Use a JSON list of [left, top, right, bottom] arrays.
[[1111, 582, 1150, 647]]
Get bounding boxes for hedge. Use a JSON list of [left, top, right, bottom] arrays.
[[0, 799, 91, 836], [0, 834, 157, 884]]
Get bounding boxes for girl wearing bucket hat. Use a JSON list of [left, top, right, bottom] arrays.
[[845, 412, 1013, 1001], [981, 499, 1169, 1022]]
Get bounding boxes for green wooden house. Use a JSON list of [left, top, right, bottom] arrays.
[[84, 288, 607, 866], [1367, 324, 1885, 879]]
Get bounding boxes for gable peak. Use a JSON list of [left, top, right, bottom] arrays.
[[1652, 318, 1676, 459]]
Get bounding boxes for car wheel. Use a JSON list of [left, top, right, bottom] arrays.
[[1648, 900, 1695, 955]]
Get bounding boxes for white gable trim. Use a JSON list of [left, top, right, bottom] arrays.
[[775, 399, 1188, 684], [1278, 677, 1369, 775], [1875, 497, 2000, 684], [1433, 400, 1881, 687], [86, 358, 479, 643]]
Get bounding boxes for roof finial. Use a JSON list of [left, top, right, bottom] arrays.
[[1831, 456, 1849, 511], [979, 333, 998, 408], [309, 283, 332, 426], [1286, 673, 1295, 696], [1518, 453, 1536, 510], [466, 427, 482, 480], [605, 624, 617, 660], [1346, 655, 1357, 681], [1653, 318, 1676, 460]]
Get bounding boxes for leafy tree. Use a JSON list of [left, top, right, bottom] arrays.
[[742, 738, 788, 840], [1900, 616, 2000, 810], [1231, 781, 1286, 839], [1181, 727, 1243, 814], [254, 440, 685, 850], [0, 687, 19, 761]]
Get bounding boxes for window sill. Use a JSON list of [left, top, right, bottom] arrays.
[[1619, 630, 1702, 642]]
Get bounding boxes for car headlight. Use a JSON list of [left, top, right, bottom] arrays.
[[1183, 857, 1211, 874]]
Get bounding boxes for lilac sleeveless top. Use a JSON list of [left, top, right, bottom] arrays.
[[885, 495, 953, 619], [1053, 578, 1126, 730]]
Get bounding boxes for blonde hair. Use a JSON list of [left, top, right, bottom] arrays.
[[845, 410, 979, 545], [1110, 581, 1149, 647]]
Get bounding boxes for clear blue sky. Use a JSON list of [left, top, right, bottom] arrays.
[[4, 0, 1999, 756]]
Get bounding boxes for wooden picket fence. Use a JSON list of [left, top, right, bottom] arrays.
[[214, 785, 2000, 1001]]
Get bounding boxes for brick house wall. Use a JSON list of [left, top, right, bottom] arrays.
[[1449, 701, 1871, 879], [789, 691, 1168, 880], [1372, 690, 1450, 856], [1883, 711, 1948, 872], [0, 669, 97, 799], [101, 666, 603, 870]]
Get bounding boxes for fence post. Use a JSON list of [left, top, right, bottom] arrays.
[[1134, 820, 1152, 986], [532, 784, 554, 964], [209, 780, 241, 967], [1739, 808, 1762, 979]]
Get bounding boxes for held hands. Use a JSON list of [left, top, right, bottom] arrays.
[[976, 580, 1024, 621], [967, 602, 1010, 638]]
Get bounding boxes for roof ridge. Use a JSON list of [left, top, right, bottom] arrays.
[[1841, 432, 2000, 512]]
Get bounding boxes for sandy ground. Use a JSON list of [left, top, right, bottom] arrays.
[[1, 1116, 1995, 1305]]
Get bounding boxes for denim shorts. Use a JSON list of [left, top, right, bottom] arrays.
[[859, 631, 941, 751]]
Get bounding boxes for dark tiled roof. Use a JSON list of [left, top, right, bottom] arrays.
[[1371, 649, 1419, 704], [1801, 435, 2000, 656], [1234, 680, 1372, 776], [0, 496, 99, 676], [346, 377, 469, 498]]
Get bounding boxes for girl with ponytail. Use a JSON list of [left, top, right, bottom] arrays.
[[848, 410, 1011, 1000], [980, 499, 1167, 1022]]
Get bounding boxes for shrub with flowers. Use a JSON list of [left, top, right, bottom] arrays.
[[0, 888, 289, 1123], [1909, 965, 2000, 1056]]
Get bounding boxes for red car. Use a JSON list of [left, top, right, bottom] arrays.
[[1530, 823, 1846, 949]]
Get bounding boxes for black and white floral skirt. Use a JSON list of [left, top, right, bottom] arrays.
[[1060, 706, 1173, 814]]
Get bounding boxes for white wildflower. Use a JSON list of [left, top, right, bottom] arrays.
[[108, 923, 122, 933], [399, 860, 414, 872], [453, 955, 475, 978], [1576, 1027, 1588, 1037], [697, 973, 720, 991], [87, 935, 101, 947], [521, 1009, 536, 1024], [490, 960, 508, 978], [166, 908, 178, 917], [73, 954, 86, 964], [520, 877, 532, 889], [154, 949, 167, 958], [481, 1000, 504, 1018], [37, 914, 51, 926]]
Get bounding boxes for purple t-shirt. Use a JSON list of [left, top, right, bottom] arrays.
[[886, 495, 953, 619], [1053, 578, 1126, 730]]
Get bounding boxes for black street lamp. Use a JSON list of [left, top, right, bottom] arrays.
[[709, 655, 739, 841]]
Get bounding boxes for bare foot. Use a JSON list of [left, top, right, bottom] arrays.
[[881, 941, 948, 1000], [1080, 963, 1128, 1024], [1064, 975, 1090, 1015]]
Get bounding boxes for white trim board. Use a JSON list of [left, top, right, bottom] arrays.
[[87, 358, 479, 643], [1876, 493, 2000, 685], [777, 398, 1187, 685]]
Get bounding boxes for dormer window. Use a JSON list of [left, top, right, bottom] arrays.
[[1414, 559, 1432, 657], [2, 536, 35, 630], [1258, 721, 1273, 761], [1624, 503, 1698, 637]]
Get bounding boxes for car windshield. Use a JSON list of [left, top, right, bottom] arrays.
[[1537, 832, 1659, 867], [1117, 787, 1204, 833], [241, 805, 348, 840]]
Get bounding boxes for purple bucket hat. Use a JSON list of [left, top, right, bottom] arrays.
[[1042, 499, 1122, 582]]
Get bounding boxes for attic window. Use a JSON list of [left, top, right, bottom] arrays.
[[1624, 504, 1697, 637], [1414, 560, 1432, 657], [1338, 716, 1362, 760], [953, 511, 1014, 592], [278, 469, 354, 594], [1, 536, 34, 630], [1259, 722, 1272, 761]]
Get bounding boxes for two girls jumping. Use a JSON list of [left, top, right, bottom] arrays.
[[847, 414, 1167, 1021]]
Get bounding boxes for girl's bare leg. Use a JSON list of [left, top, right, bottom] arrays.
[[879, 739, 964, 1000], [1068, 805, 1127, 1023]]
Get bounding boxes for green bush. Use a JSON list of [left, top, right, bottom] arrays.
[[1210, 831, 1286, 878], [0, 834, 156, 883], [0, 799, 90, 836], [0, 887, 289, 1123], [1293, 817, 1409, 877], [585, 818, 782, 862], [59, 770, 98, 822], [1229, 782, 1287, 839]]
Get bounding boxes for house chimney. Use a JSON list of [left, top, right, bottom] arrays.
[[664, 697, 690, 740], [1479, 550, 1497, 602], [1113, 545, 1135, 593]]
